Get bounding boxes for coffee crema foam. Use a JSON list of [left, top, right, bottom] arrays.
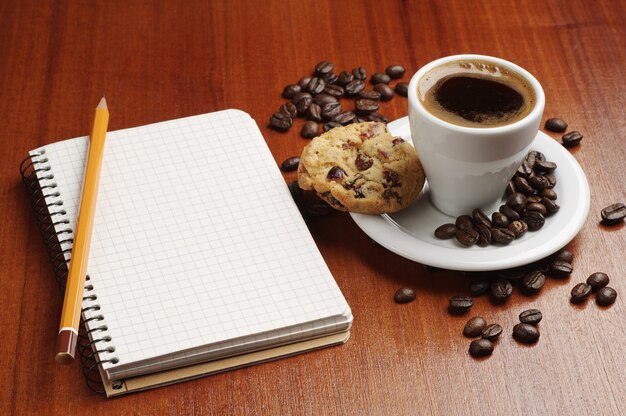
[[418, 60, 536, 128]]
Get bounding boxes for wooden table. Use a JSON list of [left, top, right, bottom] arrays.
[[2, 1, 624, 414]]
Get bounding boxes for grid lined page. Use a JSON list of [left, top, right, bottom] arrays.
[[36, 110, 351, 379]]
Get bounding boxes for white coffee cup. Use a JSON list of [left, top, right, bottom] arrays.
[[408, 54, 545, 217]]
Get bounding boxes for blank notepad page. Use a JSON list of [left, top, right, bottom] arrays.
[[37, 110, 350, 378]]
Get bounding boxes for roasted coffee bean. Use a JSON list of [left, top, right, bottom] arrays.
[[516, 161, 533, 178], [352, 66, 367, 80], [528, 175, 551, 190], [332, 111, 356, 125], [472, 209, 493, 228], [280, 102, 298, 118], [541, 197, 560, 215], [370, 72, 391, 84], [527, 195, 542, 204], [282, 84, 301, 99], [505, 181, 516, 196], [288, 180, 303, 201], [481, 323, 503, 341], [552, 249, 573, 263], [586, 272, 609, 291], [508, 220, 528, 238], [500, 204, 521, 221], [526, 150, 546, 165], [374, 83, 395, 101], [321, 102, 342, 120], [469, 280, 490, 297], [394, 287, 416, 304], [541, 188, 557, 200], [491, 212, 510, 228], [522, 270, 545, 294], [526, 202, 548, 216], [323, 72, 338, 84], [491, 227, 515, 245], [601, 203, 626, 225], [570, 283, 592, 303], [306, 77, 325, 95], [449, 295, 473, 313], [386, 64, 406, 79], [596, 287, 617, 306], [307, 202, 333, 216], [513, 177, 535, 196], [301, 121, 319, 138], [562, 131, 583, 147], [455, 215, 474, 230], [456, 228, 479, 247], [306, 103, 322, 122], [313, 93, 338, 107], [323, 84, 344, 98], [298, 77, 311, 89], [507, 192, 528, 212], [294, 95, 313, 116], [490, 279, 513, 300], [344, 79, 365, 96], [336, 71, 354, 86], [463, 316, 487, 337], [513, 323, 540, 344], [519, 309, 542, 325], [544, 172, 557, 188], [434, 223, 458, 239], [323, 122, 342, 132], [367, 112, 389, 123], [523, 211, 545, 231], [281, 156, 300, 172], [394, 82, 409, 97], [269, 112, 293, 131], [355, 99, 380, 114], [544, 118, 568, 132], [315, 60, 334, 75], [475, 224, 492, 247], [549, 260, 573, 278], [469, 338, 494, 357], [533, 160, 557, 173], [358, 90, 382, 101]]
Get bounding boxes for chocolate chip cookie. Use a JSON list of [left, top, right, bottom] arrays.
[[297, 122, 425, 214]]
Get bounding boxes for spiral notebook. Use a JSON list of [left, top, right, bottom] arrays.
[[21, 109, 352, 396]]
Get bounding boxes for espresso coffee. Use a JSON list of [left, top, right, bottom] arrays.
[[418, 60, 536, 128]]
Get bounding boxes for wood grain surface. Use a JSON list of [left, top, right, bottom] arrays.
[[1, 1, 624, 415]]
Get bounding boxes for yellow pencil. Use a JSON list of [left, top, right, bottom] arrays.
[[56, 97, 109, 364]]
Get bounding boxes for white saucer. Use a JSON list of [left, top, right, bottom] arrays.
[[350, 116, 590, 271]]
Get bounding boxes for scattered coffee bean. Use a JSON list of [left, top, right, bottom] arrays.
[[516, 161, 533, 178], [358, 90, 381, 101], [336, 71, 354, 86], [321, 102, 342, 120], [344, 79, 365, 96], [601, 203, 626, 225], [455, 228, 479, 247], [475, 224, 492, 247], [562, 131, 583, 148], [374, 83, 394, 101], [301, 121, 319, 138], [282, 84, 301, 99], [386, 64, 405, 79], [513, 323, 540, 344], [481, 323, 503, 341], [570, 283, 592, 303], [540, 197, 560, 215], [434, 223, 458, 239], [370, 72, 391, 84], [352, 66, 367, 80], [280, 102, 298, 119], [313, 93, 337, 107], [472, 208, 493, 228], [469, 280, 490, 297], [541, 188, 557, 200], [394, 287, 416, 304], [519, 309, 542, 325], [355, 99, 380, 114], [544, 118, 568, 132], [586, 272, 609, 291], [463, 316, 487, 337], [294, 94, 313, 115], [490, 279, 513, 301], [533, 160, 557, 173], [306, 77, 325, 95], [513, 176, 534, 195], [491, 212, 510, 228], [393, 83, 407, 98], [323, 84, 344, 98], [523, 211, 545, 231], [306, 103, 322, 122], [596, 287, 617, 306], [491, 227, 515, 245], [507, 192, 528, 212], [500, 204, 521, 221], [315, 60, 334, 75], [270, 112, 293, 131], [549, 260, 573, 278], [281, 156, 300, 172], [288, 180, 303, 202], [522, 270, 545, 294], [552, 249, 573, 263], [528, 175, 551, 191], [323, 122, 342, 132], [322, 72, 338, 85], [469, 338, 494, 357], [332, 111, 356, 125], [449, 295, 473, 313], [526, 202, 548, 216], [298, 77, 311, 89], [455, 215, 474, 230]]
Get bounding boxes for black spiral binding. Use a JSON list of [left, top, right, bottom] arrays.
[[20, 150, 122, 394]]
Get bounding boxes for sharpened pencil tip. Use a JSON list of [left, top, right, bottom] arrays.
[[97, 96, 108, 109]]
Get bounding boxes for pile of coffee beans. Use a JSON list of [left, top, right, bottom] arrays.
[[435, 150, 560, 247], [270, 61, 409, 138], [570, 272, 618, 306]]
